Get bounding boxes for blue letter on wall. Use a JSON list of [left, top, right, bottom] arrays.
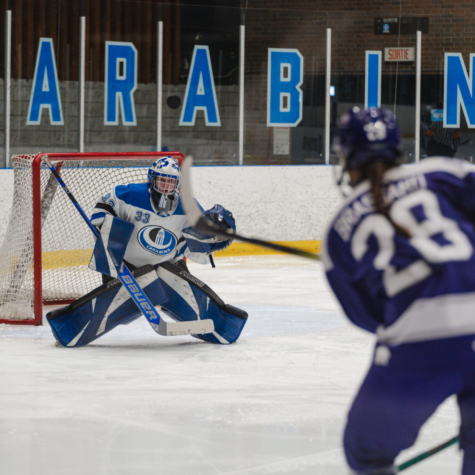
[[179, 46, 220, 126], [267, 48, 303, 127], [27, 38, 63, 125], [105, 41, 138, 126], [444, 53, 475, 128], [365, 51, 381, 109]]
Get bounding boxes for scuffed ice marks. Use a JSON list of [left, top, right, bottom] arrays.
[[0, 256, 460, 475]]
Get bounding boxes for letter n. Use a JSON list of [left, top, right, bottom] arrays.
[[444, 53, 475, 128]]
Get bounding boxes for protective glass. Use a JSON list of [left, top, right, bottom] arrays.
[[332, 142, 353, 197]]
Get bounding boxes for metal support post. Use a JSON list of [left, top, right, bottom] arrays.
[[415, 30, 422, 162], [239, 25, 245, 166], [5, 10, 11, 167], [157, 21, 163, 152], [325, 28, 332, 165], [79, 16, 86, 153]]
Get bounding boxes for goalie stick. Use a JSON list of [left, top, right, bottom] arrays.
[[180, 156, 320, 262], [42, 155, 214, 338]]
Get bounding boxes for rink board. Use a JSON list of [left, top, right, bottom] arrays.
[[31, 240, 322, 269], [0, 165, 342, 246]]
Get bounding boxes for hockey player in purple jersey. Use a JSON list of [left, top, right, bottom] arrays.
[[323, 107, 475, 474]]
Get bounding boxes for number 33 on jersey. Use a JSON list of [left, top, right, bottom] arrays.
[[91, 182, 206, 267], [323, 158, 475, 345]]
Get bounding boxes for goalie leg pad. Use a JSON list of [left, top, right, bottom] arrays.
[[47, 265, 168, 347], [157, 262, 248, 344]]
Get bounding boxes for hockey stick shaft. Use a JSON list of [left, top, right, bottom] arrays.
[[397, 436, 458, 472], [42, 156, 213, 336], [180, 156, 320, 262], [200, 219, 320, 260], [43, 156, 100, 239]]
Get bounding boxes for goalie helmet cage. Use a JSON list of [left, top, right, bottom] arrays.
[[0, 151, 185, 325]]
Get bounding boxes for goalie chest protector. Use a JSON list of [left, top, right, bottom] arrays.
[[93, 183, 200, 267]]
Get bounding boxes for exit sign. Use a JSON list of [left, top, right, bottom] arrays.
[[384, 47, 415, 62]]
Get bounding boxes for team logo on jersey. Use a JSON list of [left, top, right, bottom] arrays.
[[137, 225, 177, 256]]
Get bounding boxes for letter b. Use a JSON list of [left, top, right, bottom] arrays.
[[267, 49, 303, 127]]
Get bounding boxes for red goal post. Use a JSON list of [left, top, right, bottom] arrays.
[[0, 151, 185, 325]]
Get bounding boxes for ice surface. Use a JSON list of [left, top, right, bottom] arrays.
[[0, 256, 461, 474]]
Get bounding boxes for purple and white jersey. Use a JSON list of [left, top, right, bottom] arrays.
[[323, 157, 475, 345]]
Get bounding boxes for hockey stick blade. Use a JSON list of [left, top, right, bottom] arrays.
[[180, 156, 320, 262], [157, 318, 215, 336], [397, 435, 458, 472]]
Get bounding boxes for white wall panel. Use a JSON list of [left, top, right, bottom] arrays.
[[0, 166, 342, 245]]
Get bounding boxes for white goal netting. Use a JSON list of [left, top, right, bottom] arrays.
[[0, 154, 157, 321]]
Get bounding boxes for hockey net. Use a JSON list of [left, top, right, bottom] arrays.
[[0, 152, 184, 325]]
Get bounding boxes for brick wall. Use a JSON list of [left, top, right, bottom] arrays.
[[241, 0, 475, 162], [3, 1, 473, 165], [7, 80, 239, 164]]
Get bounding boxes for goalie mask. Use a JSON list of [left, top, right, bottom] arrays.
[[148, 156, 181, 216]]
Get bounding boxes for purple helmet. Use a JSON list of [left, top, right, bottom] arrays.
[[333, 107, 401, 169]]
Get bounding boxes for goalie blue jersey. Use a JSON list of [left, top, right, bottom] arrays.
[[90, 183, 206, 267], [323, 158, 475, 345]]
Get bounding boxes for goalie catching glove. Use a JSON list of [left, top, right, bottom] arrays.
[[183, 204, 236, 254]]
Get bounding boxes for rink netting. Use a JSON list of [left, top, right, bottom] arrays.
[[0, 155, 153, 320]]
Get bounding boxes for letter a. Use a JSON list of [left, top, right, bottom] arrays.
[[179, 46, 221, 126], [27, 38, 63, 125]]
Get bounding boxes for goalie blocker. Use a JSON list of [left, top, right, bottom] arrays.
[[47, 261, 248, 347]]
